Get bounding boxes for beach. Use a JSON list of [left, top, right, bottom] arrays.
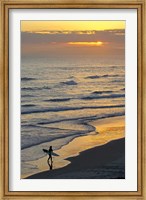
[[25, 116, 125, 179], [27, 138, 125, 179]]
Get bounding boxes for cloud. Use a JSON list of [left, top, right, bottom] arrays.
[[21, 29, 125, 58], [25, 30, 97, 35], [21, 29, 125, 44]]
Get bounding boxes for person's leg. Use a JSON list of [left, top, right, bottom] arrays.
[[48, 155, 51, 161]]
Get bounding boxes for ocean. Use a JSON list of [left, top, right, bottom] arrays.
[[21, 57, 125, 176]]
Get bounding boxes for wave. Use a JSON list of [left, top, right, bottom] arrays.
[[21, 111, 124, 150], [42, 91, 123, 103], [111, 79, 124, 83], [44, 98, 71, 102], [21, 104, 124, 115], [21, 94, 35, 98], [85, 75, 100, 79], [61, 80, 78, 85], [21, 131, 89, 150], [21, 86, 51, 91], [21, 119, 96, 150], [92, 91, 113, 95], [22, 104, 36, 107], [21, 77, 36, 81], [85, 74, 120, 79], [38, 111, 125, 125], [81, 93, 125, 100]]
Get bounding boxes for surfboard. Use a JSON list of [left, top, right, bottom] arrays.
[[42, 149, 59, 156]]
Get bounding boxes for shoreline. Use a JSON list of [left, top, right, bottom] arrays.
[[23, 115, 125, 179], [27, 138, 125, 179]]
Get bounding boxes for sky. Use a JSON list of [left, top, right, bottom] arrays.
[[21, 21, 125, 64]]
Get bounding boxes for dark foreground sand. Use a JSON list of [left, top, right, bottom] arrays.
[[27, 138, 125, 179]]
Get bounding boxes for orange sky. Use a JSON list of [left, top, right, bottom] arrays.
[[21, 21, 125, 62], [21, 21, 125, 33]]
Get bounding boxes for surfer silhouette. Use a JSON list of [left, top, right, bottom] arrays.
[[43, 146, 59, 170]]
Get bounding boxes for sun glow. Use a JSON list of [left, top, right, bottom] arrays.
[[68, 41, 104, 46]]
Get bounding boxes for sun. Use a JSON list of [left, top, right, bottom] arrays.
[[67, 41, 104, 47]]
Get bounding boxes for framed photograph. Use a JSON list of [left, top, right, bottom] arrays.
[[0, 0, 145, 199]]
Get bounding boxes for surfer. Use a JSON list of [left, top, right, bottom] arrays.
[[42, 146, 59, 170], [48, 146, 53, 163]]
